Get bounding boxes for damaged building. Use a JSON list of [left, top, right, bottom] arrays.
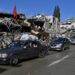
[[27, 14, 59, 41]]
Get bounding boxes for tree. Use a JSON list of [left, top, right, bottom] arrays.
[[53, 5, 60, 22]]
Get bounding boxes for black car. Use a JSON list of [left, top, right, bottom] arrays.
[[49, 37, 70, 51], [0, 40, 48, 65]]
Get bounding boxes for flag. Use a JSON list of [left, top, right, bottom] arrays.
[[13, 5, 17, 19]]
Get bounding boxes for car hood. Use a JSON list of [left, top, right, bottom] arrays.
[[50, 42, 59, 45], [70, 38, 75, 41], [50, 42, 62, 46], [0, 47, 16, 54]]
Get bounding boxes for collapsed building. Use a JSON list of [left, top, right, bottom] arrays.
[[27, 14, 59, 41], [0, 12, 27, 48], [0, 12, 26, 31], [0, 12, 59, 48]]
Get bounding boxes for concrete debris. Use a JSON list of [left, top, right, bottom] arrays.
[[0, 13, 74, 49]]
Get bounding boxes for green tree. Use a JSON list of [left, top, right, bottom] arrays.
[[53, 5, 60, 22]]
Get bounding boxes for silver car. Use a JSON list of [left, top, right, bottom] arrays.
[[49, 37, 70, 51]]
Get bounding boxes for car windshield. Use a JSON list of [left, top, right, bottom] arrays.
[[71, 36, 75, 39], [51, 38, 64, 44], [8, 41, 22, 48]]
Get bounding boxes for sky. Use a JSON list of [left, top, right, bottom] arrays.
[[0, 0, 75, 21]]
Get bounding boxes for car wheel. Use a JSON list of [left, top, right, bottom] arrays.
[[38, 50, 46, 58], [62, 47, 65, 51], [10, 57, 19, 66]]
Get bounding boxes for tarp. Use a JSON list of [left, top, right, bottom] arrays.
[[20, 33, 38, 41]]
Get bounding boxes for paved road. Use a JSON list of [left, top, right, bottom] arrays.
[[0, 45, 75, 75]]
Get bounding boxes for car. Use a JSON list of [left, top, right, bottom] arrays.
[[68, 36, 75, 44], [49, 37, 70, 51], [0, 40, 48, 65]]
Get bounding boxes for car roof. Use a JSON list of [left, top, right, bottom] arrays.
[[13, 40, 40, 43]]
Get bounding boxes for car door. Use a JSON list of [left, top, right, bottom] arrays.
[[10, 41, 25, 60], [13, 41, 31, 60], [13, 43, 27, 60], [22, 41, 33, 59], [32, 41, 47, 57], [30, 41, 41, 57], [15, 47, 24, 59], [23, 41, 41, 58]]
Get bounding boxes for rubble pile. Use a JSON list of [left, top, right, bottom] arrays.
[[0, 13, 59, 48], [0, 12, 74, 50]]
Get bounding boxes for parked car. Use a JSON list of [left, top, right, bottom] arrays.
[[68, 36, 75, 44], [0, 40, 48, 65], [49, 37, 70, 51]]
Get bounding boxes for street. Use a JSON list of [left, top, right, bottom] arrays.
[[0, 45, 75, 75]]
